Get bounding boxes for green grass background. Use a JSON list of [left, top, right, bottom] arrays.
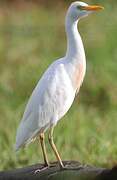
[[0, 0, 117, 170]]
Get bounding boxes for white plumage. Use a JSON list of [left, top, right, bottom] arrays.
[[15, 1, 103, 168], [16, 59, 76, 149]]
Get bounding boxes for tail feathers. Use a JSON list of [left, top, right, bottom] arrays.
[[15, 136, 36, 152], [15, 141, 27, 152], [15, 122, 40, 152], [14, 144, 23, 152], [15, 111, 41, 152]]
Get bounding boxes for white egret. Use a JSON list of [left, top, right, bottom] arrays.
[[15, 1, 104, 168]]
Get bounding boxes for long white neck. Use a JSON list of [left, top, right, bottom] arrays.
[[65, 15, 86, 64]]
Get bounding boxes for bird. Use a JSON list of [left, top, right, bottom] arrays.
[[15, 1, 104, 169]]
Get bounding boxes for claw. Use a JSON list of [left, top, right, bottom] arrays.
[[60, 164, 83, 170], [34, 166, 49, 174]]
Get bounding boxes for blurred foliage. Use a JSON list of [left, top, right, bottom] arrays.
[[0, 0, 117, 8], [0, 1, 117, 171]]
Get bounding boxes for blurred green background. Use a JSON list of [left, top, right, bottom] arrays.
[[0, 0, 117, 170]]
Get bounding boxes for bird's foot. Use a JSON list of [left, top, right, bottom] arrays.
[[34, 162, 61, 174], [34, 166, 48, 174], [60, 164, 83, 170], [34, 163, 50, 174]]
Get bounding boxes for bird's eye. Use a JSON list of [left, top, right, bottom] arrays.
[[77, 6, 83, 10]]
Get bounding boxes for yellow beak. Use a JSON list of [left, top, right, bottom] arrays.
[[81, 5, 104, 11]]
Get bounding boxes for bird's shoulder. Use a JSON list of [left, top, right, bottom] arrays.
[[42, 58, 66, 78], [36, 58, 68, 89]]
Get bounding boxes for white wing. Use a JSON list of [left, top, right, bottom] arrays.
[[15, 58, 75, 150]]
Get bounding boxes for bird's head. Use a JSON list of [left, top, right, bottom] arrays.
[[67, 1, 104, 21]]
